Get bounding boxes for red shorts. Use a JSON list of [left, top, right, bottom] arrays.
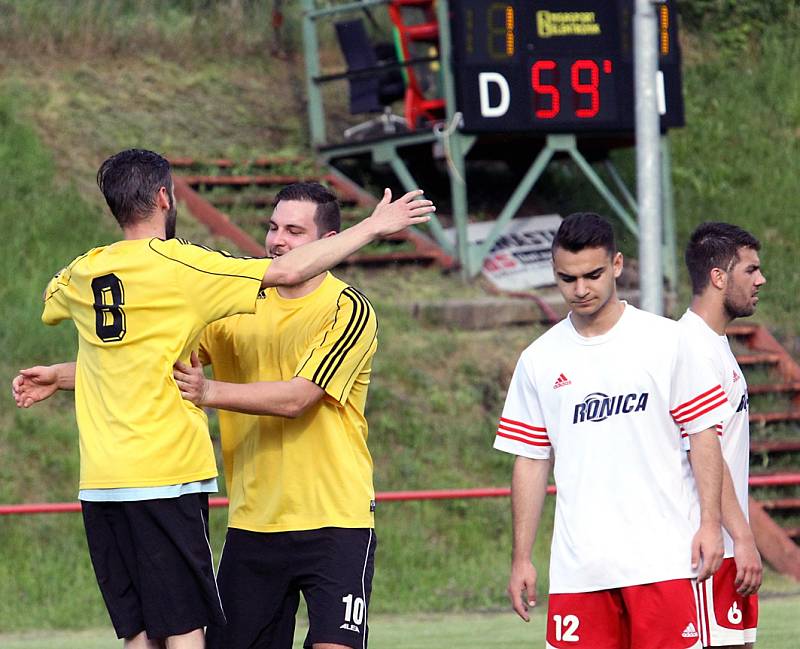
[[547, 579, 702, 649], [695, 557, 758, 646]]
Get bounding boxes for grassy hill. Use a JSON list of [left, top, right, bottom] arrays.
[[1, 0, 800, 631]]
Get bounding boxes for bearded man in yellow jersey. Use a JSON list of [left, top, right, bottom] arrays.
[[12, 152, 434, 649], [171, 182, 379, 649]]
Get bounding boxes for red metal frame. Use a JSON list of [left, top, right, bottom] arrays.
[[8, 478, 800, 517], [388, 0, 445, 129]]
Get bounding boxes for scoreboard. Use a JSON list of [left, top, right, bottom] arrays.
[[450, 0, 684, 133]]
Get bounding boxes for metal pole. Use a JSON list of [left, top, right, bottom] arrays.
[[301, 0, 326, 146], [435, 0, 472, 278], [634, 0, 663, 314], [660, 135, 678, 297]]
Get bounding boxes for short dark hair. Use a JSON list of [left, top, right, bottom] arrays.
[[552, 212, 616, 256], [96, 149, 172, 228], [685, 222, 761, 295], [273, 182, 341, 234]]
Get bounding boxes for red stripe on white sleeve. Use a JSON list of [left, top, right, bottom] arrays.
[[670, 385, 724, 416], [496, 431, 551, 447], [671, 386, 726, 423], [499, 417, 547, 433], [673, 395, 729, 424], [497, 422, 549, 441]]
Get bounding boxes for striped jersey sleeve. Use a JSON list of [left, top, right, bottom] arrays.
[[671, 326, 734, 435], [295, 287, 378, 404], [494, 356, 551, 459]]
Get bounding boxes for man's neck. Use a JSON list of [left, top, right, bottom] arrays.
[[276, 272, 327, 299], [570, 297, 625, 337], [122, 215, 164, 241], [689, 295, 730, 335]]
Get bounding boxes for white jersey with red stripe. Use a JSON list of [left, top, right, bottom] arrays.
[[679, 308, 750, 558], [494, 303, 734, 593]]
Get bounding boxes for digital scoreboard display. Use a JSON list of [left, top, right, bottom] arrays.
[[450, 0, 684, 133]]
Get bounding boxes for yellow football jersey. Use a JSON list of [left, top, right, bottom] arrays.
[[42, 237, 270, 489], [199, 272, 377, 532]]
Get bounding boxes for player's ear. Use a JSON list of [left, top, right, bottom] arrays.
[[612, 251, 624, 278], [155, 186, 171, 210], [321, 230, 337, 240], [709, 267, 726, 290]]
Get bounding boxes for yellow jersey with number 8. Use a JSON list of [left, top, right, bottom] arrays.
[[42, 237, 270, 489]]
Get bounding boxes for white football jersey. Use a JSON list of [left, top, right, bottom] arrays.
[[495, 304, 734, 593], [679, 309, 750, 558]]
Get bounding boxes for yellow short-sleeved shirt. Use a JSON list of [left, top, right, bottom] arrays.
[[199, 272, 378, 532], [42, 237, 270, 489]]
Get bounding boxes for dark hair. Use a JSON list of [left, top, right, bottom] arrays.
[[273, 182, 341, 234], [96, 149, 172, 228], [552, 212, 616, 256], [685, 222, 760, 295]]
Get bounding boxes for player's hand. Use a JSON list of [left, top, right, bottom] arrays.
[[691, 521, 724, 581], [365, 189, 434, 237], [174, 351, 209, 406], [508, 559, 538, 622], [11, 366, 59, 408], [733, 533, 762, 596]]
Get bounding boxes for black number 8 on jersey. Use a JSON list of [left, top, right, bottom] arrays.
[[92, 274, 126, 342]]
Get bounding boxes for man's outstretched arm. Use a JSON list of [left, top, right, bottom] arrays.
[[262, 189, 433, 288], [175, 352, 323, 418], [12, 362, 76, 408]]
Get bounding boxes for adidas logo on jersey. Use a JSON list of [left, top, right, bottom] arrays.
[[573, 391, 649, 423], [733, 370, 740, 382], [553, 373, 571, 389], [681, 623, 699, 638]]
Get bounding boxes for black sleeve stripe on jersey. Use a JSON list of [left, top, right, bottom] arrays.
[[147, 239, 264, 281], [312, 287, 374, 389], [333, 326, 378, 403], [333, 288, 379, 398], [312, 287, 368, 388], [294, 296, 344, 378], [319, 288, 374, 389]]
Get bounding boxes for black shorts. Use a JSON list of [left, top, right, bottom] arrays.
[[206, 527, 376, 649], [81, 493, 225, 640]]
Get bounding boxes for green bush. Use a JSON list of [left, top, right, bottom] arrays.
[[677, 0, 798, 52]]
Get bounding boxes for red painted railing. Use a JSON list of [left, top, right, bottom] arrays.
[[3, 476, 799, 516], [0, 487, 539, 516]]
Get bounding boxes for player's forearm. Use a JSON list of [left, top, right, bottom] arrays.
[[510, 456, 551, 562], [721, 461, 753, 543], [203, 376, 324, 418], [261, 220, 376, 288], [688, 428, 723, 526], [54, 362, 77, 390]]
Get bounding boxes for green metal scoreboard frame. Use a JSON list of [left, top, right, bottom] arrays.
[[450, 0, 684, 134]]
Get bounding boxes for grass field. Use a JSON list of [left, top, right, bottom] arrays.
[[2, 597, 799, 649]]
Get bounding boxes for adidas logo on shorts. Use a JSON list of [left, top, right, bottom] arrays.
[[340, 623, 360, 633], [681, 623, 699, 638]]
